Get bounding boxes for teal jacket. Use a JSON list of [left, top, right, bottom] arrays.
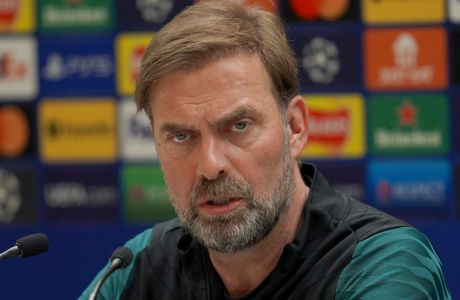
[[80, 164, 451, 299]]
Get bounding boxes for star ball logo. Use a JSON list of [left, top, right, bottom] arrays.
[[302, 37, 340, 84], [136, 0, 173, 24], [0, 168, 21, 223]]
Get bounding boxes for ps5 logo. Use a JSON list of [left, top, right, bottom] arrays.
[[42, 52, 113, 81]]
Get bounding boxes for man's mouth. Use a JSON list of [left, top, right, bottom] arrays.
[[198, 197, 243, 215]]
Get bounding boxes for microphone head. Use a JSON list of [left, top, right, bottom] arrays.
[[16, 233, 49, 258], [111, 246, 133, 268]]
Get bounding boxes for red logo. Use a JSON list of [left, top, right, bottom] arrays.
[[0, 0, 19, 27], [376, 181, 392, 204], [308, 108, 350, 148], [130, 46, 145, 83], [397, 101, 418, 127], [288, 0, 350, 20], [0, 52, 27, 79]]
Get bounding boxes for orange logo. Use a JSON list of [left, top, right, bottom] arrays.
[[365, 27, 447, 91], [0, 106, 29, 157]]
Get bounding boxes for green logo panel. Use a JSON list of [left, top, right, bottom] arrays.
[[368, 94, 450, 155], [121, 164, 176, 224], [38, 0, 114, 33]]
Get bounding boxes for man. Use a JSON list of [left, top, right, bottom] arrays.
[[80, 1, 451, 299]]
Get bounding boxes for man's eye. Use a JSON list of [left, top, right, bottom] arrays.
[[172, 133, 189, 143], [232, 121, 247, 132]]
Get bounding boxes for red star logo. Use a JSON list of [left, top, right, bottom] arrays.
[[397, 101, 418, 127]]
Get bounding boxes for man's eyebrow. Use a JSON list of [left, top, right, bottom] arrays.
[[159, 105, 261, 134], [160, 123, 197, 135], [214, 105, 262, 128]]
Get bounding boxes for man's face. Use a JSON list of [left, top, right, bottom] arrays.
[[150, 54, 296, 252]]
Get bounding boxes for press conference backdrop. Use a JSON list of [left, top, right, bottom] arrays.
[[0, 0, 459, 298]]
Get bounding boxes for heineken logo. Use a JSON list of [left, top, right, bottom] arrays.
[[369, 94, 449, 155]]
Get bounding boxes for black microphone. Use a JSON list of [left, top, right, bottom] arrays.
[[0, 233, 49, 260], [89, 246, 133, 300]]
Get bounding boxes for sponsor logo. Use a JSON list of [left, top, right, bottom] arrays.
[[0, 106, 29, 157], [0, 0, 19, 28], [0, 166, 38, 224], [43, 166, 118, 221], [367, 160, 452, 212], [42, 53, 113, 81], [39, 99, 117, 162], [136, 0, 173, 24], [362, 0, 445, 24], [309, 108, 349, 148], [369, 94, 449, 155], [38, 0, 113, 33], [302, 37, 340, 84], [0, 168, 21, 223], [301, 94, 365, 159], [121, 165, 175, 223], [116, 33, 154, 96], [45, 182, 117, 208], [280, 0, 354, 21], [0, 37, 37, 99], [119, 99, 157, 161], [448, 0, 460, 23], [290, 28, 361, 89], [0, 0, 34, 32], [39, 35, 114, 96], [365, 28, 447, 91]]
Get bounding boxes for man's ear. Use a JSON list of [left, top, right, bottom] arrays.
[[287, 95, 309, 159]]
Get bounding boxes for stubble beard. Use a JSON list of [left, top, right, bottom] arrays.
[[169, 131, 296, 253]]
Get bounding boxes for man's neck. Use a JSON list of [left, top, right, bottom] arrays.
[[208, 171, 309, 298]]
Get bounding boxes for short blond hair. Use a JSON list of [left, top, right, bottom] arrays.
[[135, 0, 298, 120]]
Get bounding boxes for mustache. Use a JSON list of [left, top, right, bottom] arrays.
[[191, 174, 254, 203]]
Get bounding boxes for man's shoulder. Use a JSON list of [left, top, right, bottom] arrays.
[[336, 226, 452, 299]]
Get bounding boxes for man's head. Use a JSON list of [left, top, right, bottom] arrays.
[[135, 1, 309, 253], [135, 0, 299, 122]]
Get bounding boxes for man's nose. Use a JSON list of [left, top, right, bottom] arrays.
[[197, 136, 228, 181]]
